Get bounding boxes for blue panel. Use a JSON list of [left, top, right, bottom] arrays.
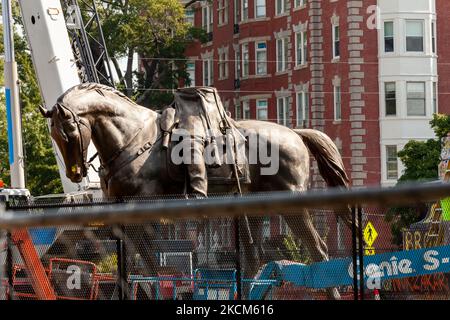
[[249, 245, 450, 299], [5, 88, 14, 165], [29, 228, 57, 245]]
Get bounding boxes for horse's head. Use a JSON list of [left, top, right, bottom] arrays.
[[40, 104, 91, 183]]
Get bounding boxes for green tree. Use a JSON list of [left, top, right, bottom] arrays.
[[97, 0, 206, 108], [385, 113, 450, 246], [1, 8, 63, 195]]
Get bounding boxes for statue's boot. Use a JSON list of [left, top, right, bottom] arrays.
[[187, 138, 208, 197]]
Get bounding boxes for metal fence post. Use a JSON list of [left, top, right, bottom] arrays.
[[115, 225, 128, 300], [234, 217, 242, 300], [6, 231, 13, 300], [351, 206, 358, 300], [357, 206, 364, 300]]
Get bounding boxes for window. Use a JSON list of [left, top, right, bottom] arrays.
[[220, 217, 232, 247], [255, 0, 266, 18], [262, 217, 270, 239], [294, 0, 305, 8], [202, 4, 213, 33], [255, 42, 267, 75], [406, 20, 424, 52], [242, 43, 249, 77], [242, 0, 249, 21], [219, 52, 228, 79], [277, 97, 289, 126], [186, 62, 195, 87], [242, 100, 250, 119], [276, 0, 286, 15], [276, 37, 288, 72], [332, 24, 340, 59], [218, 0, 228, 25], [431, 21, 436, 54], [234, 0, 240, 24], [433, 82, 438, 114], [203, 59, 213, 86], [256, 99, 268, 120], [235, 48, 241, 79], [279, 216, 290, 235], [386, 145, 398, 180], [296, 91, 309, 127], [385, 82, 396, 116], [185, 8, 195, 26], [295, 31, 307, 66], [334, 85, 341, 120], [235, 104, 241, 120], [384, 21, 394, 53], [407, 82, 426, 116]]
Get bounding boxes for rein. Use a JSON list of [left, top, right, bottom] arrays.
[[98, 119, 164, 188]]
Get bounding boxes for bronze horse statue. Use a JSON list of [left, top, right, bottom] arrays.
[[40, 83, 353, 299]]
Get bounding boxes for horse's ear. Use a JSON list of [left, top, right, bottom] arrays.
[[39, 105, 53, 118], [56, 104, 71, 119]]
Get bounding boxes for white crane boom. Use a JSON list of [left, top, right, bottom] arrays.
[[17, 0, 101, 194]]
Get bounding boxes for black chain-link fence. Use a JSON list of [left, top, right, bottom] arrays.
[[1, 187, 450, 300]]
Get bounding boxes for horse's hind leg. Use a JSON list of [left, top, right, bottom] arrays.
[[239, 216, 264, 297], [283, 211, 341, 300]]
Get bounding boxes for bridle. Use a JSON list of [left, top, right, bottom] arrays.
[[56, 103, 92, 177]]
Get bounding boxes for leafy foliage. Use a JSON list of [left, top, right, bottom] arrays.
[[397, 139, 441, 183], [97, 0, 205, 108]]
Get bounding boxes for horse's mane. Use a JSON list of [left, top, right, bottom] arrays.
[[58, 83, 138, 107]]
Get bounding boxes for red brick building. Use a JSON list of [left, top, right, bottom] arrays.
[[176, 0, 449, 260]]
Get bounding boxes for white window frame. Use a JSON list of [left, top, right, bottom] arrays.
[[276, 37, 288, 72], [384, 82, 396, 116], [433, 82, 438, 114], [185, 61, 195, 87], [255, 41, 267, 75], [275, 0, 286, 16], [234, 0, 240, 24], [277, 96, 289, 126], [242, 100, 250, 119], [334, 85, 341, 121], [406, 81, 426, 116], [218, 51, 228, 80], [296, 91, 309, 127], [332, 24, 340, 59], [295, 30, 307, 66], [235, 48, 241, 79], [202, 3, 213, 33], [235, 103, 242, 120], [242, 0, 249, 21], [384, 21, 394, 53], [256, 99, 268, 120], [218, 0, 229, 26], [294, 0, 305, 8], [431, 20, 437, 55], [242, 43, 249, 77], [255, 0, 266, 18], [262, 217, 270, 239], [405, 20, 424, 53], [386, 145, 399, 180], [203, 59, 213, 86], [185, 8, 195, 26]]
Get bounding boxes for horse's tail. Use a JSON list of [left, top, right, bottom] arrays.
[[293, 129, 354, 228], [294, 129, 349, 188]]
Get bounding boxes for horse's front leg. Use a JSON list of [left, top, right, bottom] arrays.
[[283, 211, 341, 300]]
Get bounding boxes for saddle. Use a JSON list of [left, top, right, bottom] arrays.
[[160, 87, 250, 187]]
